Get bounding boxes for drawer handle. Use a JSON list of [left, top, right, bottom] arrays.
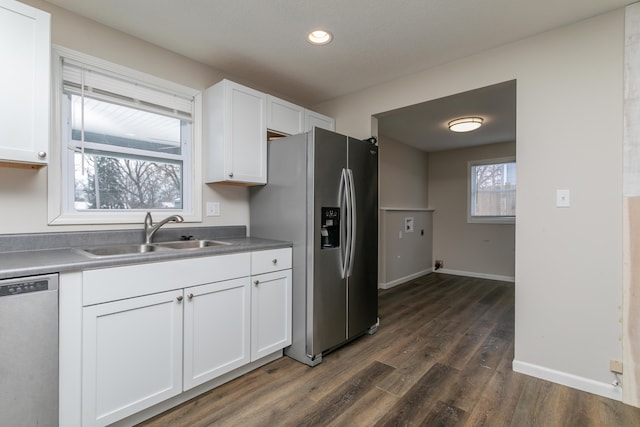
[[228, 172, 234, 178], [188, 293, 194, 300], [37, 151, 47, 159], [272, 259, 278, 265], [254, 280, 260, 285], [176, 295, 183, 302]]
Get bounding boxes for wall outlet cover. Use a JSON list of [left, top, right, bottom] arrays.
[[206, 202, 220, 216], [405, 217, 414, 232], [556, 189, 570, 208]]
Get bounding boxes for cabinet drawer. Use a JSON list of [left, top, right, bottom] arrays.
[[251, 248, 292, 275]]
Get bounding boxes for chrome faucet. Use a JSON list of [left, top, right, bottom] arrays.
[[144, 212, 184, 244]]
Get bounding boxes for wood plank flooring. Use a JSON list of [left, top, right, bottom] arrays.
[[139, 273, 640, 426]]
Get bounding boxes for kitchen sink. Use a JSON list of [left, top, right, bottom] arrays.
[[77, 243, 171, 257], [154, 240, 232, 250], [75, 240, 232, 258]]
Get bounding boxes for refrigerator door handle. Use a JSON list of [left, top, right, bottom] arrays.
[[346, 169, 357, 277], [339, 168, 350, 279]]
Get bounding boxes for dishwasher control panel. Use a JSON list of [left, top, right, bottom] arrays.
[[0, 274, 58, 297]]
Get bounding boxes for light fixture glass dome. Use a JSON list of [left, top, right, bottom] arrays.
[[307, 30, 333, 45], [448, 117, 484, 132]]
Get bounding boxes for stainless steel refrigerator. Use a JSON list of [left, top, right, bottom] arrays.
[[250, 127, 378, 366]]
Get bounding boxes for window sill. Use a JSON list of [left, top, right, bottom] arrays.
[[468, 216, 515, 225], [48, 210, 202, 226]]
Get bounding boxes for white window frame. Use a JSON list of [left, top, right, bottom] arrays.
[[48, 46, 202, 225], [467, 156, 516, 224]]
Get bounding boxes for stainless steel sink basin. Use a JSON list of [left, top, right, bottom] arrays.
[[154, 240, 232, 250], [75, 239, 232, 257], [77, 243, 172, 257]]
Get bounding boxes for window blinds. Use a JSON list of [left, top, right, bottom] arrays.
[[61, 58, 193, 121]]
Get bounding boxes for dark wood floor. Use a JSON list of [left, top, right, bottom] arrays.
[[139, 273, 640, 426]]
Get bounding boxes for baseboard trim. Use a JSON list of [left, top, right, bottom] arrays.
[[378, 269, 433, 289], [436, 268, 515, 283], [513, 360, 622, 401]]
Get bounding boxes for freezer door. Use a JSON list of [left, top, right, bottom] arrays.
[[310, 128, 348, 355], [346, 137, 378, 338]]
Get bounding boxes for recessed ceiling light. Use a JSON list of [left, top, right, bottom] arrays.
[[448, 117, 484, 132], [307, 30, 333, 45]]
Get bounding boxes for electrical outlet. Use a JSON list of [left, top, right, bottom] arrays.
[[405, 217, 414, 232], [206, 202, 220, 217]]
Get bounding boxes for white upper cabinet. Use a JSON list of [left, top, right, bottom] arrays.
[[0, 0, 50, 166], [267, 95, 304, 136], [204, 79, 267, 185], [204, 79, 334, 184], [305, 110, 335, 132], [268, 94, 335, 135]]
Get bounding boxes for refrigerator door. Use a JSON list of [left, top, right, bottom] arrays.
[[309, 128, 348, 356], [346, 137, 379, 338]]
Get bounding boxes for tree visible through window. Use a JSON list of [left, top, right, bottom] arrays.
[[58, 54, 195, 215], [69, 95, 187, 210], [469, 159, 516, 222]]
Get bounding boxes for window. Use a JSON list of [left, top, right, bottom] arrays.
[[48, 47, 202, 224], [468, 157, 516, 223]]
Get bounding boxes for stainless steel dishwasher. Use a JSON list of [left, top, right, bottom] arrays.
[[0, 273, 59, 426]]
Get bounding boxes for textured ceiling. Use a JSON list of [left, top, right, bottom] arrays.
[[377, 80, 517, 152], [43, 0, 630, 106], [42, 0, 630, 151]]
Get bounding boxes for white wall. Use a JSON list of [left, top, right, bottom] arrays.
[[379, 135, 429, 208], [429, 142, 516, 281], [379, 209, 433, 288], [316, 10, 624, 397], [0, 0, 250, 234], [378, 135, 432, 288]]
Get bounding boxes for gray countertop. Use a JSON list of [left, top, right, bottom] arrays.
[[0, 226, 291, 280]]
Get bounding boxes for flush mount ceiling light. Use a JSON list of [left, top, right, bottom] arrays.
[[307, 30, 333, 45], [448, 117, 484, 132]]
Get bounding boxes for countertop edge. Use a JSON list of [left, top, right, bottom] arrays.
[[0, 237, 292, 280]]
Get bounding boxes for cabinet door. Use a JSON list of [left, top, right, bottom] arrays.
[[305, 110, 335, 132], [227, 82, 267, 183], [82, 290, 183, 427], [183, 277, 251, 390], [267, 95, 304, 136], [251, 269, 292, 361], [0, 0, 50, 166], [205, 79, 267, 184]]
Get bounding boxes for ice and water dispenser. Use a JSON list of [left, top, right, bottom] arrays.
[[320, 207, 340, 249]]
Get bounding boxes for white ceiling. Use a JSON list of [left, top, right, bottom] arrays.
[[44, 0, 631, 151], [376, 80, 517, 152]]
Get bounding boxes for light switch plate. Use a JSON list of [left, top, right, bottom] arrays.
[[556, 189, 570, 208], [206, 202, 220, 216]]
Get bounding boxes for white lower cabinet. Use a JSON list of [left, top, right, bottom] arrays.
[[74, 249, 291, 426], [183, 277, 250, 390], [250, 248, 293, 361], [251, 269, 292, 360], [82, 290, 184, 427]]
